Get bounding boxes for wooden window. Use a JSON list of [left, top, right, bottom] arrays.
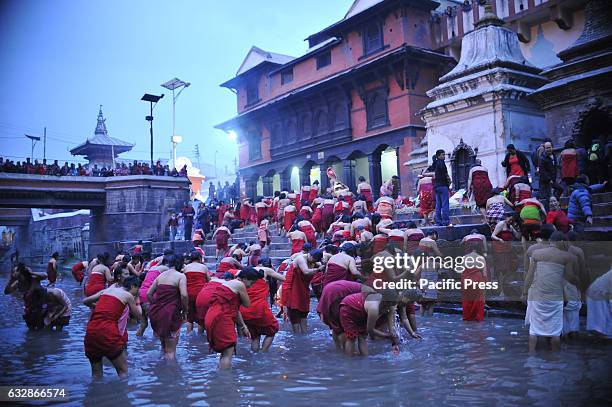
[[363, 21, 383, 56], [248, 130, 262, 161], [316, 51, 331, 70], [281, 68, 293, 85], [246, 82, 259, 105], [315, 110, 328, 135], [366, 89, 389, 130]]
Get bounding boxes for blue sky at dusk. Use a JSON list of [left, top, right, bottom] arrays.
[[0, 0, 352, 174]]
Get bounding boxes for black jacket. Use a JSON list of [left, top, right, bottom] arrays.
[[539, 153, 558, 183], [434, 159, 450, 187], [501, 150, 530, 177]]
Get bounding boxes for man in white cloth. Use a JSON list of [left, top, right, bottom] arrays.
[[523, 231, 577, 352], [586, 266, 612, 338]]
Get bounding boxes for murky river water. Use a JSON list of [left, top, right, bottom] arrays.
[[0, 274, 610, 406]]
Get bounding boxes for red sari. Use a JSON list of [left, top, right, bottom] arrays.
[[321, 203, 335, 232], [47, 261, 57, 285], [299, 223, 317, 247], [291, 238, 305, 255], [215, 229, 230, 251], [280, 264, 294, 308], [241, 279, 279, 337], [372, 234, 388, 254], [71, 262, 86, 283], [205, 285, 241, 352], [148, 284, 183, 339], [84, 273, 107, 297], [461, 267, 486, 321], [471, 170, 493, 207], [185, 272, 208, 323], [196, 281, 222, 324], [419, 183, 434, 217], [317, 281, 361, 334], [240, 204, 250, 224], [284, 210, 297, 232], [322, 262, 350, 288], [286, 264, 313, 322], [248, 249, 261, 266], [312, 207, 323, 233], [84, 295, 128, 362], [339, 292, 385, 340]]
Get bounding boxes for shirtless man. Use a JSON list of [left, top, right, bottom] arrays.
[[523, 232, 577, 353]]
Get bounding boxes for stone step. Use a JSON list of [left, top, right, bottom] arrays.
[[560, 191, 612, 206], [592, 215, 612, 228], [581, 227, 612, 241], [592, 203, 612, 217]]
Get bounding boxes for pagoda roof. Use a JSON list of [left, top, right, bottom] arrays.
[[70, 106, 134, 156]]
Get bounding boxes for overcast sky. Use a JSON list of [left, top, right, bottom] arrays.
[[0, 0, 352, 174]]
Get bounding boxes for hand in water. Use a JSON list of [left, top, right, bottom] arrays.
[[242, 325, 251, 339], [391, 345, 400, 355], [410, 332, 423, 340]]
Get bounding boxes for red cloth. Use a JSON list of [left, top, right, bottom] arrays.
[[280, 264, 294, 307], [312, 207, 322, 232], [186, 272, 208, 323], [321, 203, 335, 232], [215, 229, 230, 251], [205, 284, 241, 352], [491, 230, 513, 253], [148, 284, 183, 339], [284, 210, 297, 232], [405, 233, 424, 254], [561, 149, 578, 180], [71, 262, 86, 283], [47, 261, 57, 284], [419, 183, 434, 216], [299, 207, 312, 221], [291, 238, 304, 255], [361, 187, 373, 203], [372, 235, 388, 254], [241, 279, 279, 337], [322, 262, 350, 288], [84, 273, 106, 297], [471, 170, 493, 207], [317, 281, 361, 334], [309, 188, 318, 201], [84, 295, 128, 362], [286, 264, 313, 315], [461, 267, 486, 321], [240, 204, 250, 223], [508, 154, 524, 177], [339, 293, 369, 340], [196, 281, 222, 324], [299, 224, 317, 247], [546, 210, 570, 233]]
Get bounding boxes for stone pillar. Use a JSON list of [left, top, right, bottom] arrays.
[[262, 176, 273, 197], [368, 153, 382, 200], [319, 163, 329, 192], [343, 159, 356, 192], [280, 169, 292, 192], [299, 166, 311, 188], [395, 146, 402, 196]]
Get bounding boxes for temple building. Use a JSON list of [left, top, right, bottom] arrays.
[[70, 106, 134, 168], [217, 0, 606, 197], [216, 0, 456, 198]]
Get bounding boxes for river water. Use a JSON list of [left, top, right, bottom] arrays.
[[0, 274, 610, 406]]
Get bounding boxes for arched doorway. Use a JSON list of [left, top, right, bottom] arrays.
[[450, 139, 477, 190], [576, 106, 612, 148]]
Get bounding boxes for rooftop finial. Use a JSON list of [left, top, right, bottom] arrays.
[[474, 0, 505, 29], [95, 105, 108, 136]]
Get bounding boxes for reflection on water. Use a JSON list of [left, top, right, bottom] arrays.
[[0, 276, 610, 406]]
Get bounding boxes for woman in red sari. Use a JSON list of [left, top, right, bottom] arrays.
[[184, 251, 210, 334], [285, 250, 324, 333], [298, 219, 317, 248], [417, 175, 434, 222], [147, 255, 188, 361], [205, 267, 261, 369], [287, 227, 307, 255], [240, 199, 252, 226], [461, 243, 488, 321], [466, 160, 493, 208], [321, 196, 336, 233], [83, 276, 142, 378], [84, 254, 113, 298], [71, 260, 88, 285], [317, 280, 363, 349], [241, 258, 285, 352]]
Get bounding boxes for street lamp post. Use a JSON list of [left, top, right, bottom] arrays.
[[161, 77, 190, 169], [140, 93, 164, 167], [25, 134, 41, 161]]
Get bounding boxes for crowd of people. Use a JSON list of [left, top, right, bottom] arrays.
[[3, 136, 611, 376], [0, 157, 189, 178]]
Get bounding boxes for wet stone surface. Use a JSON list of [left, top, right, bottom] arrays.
[[0, 275, 610, 406]]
